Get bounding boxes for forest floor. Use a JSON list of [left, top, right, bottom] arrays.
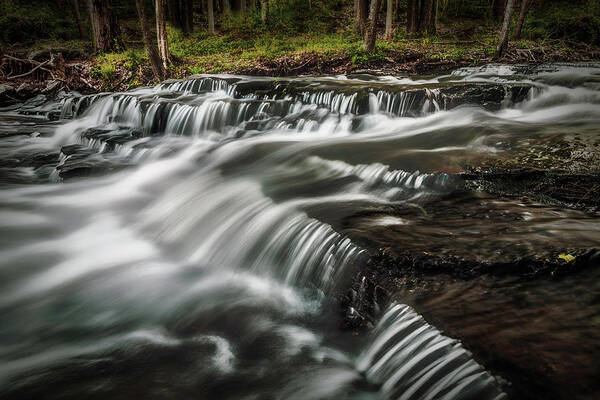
[[1, 26, 600, 98]]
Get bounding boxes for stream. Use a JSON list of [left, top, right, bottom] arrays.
[[0, 64, 599, 400]]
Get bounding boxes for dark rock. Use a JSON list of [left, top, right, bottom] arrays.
[[0, 83, 17, 107], [42, 80, 62, 94]]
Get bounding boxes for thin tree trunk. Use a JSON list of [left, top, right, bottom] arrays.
[[207, 0, 215, 33], [224, 0, 231, 13], [407, 0, 419, 33], [419, 0, 433, 34], [135, 0, 165, 80], [513, 0, 529, 39], [167, 0, 181, 28], [357, 0, 368, 35], [493, 0, 507, 19], [385, 0, 393, 41], [86, 0, 97, 51], [354, 0, 360, 33], [156, 0, 172, 68], [261, 0, 267, 22], [495, 0, 515, 59], [429, 0, 437, 34], [73, 0, 86, 38], [363, 0, 381, 52], [182, 0, 193, 34], [91, 0, 122, 53]]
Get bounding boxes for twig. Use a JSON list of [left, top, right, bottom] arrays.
[[7, 60, 49, 80], [3, 55, 43, 65]]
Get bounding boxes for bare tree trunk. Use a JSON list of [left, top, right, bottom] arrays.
[[135, 0, 165, 80], [495, 0, 515, 59], [493, 0, 507, 19], [73, 0, 86, 38], [419, 0, 434, 34], [224, 0, 231, 13], [385, 0, 393, 40], [357, 0, 368, 35], [429, 0, 437, 34], [156, 0, 172, 68], [261, 0, 267, 22], [167, 0, 181, 28], [407, 0, 419, 33], [91, 0, 122, 53], [207, 0, 215, 33], [182, 0, 193, 34], [513, 0, 529, 39], [363, 0, 381, 52], [86, 0, 97, 51], [354, 0, 360, 33]]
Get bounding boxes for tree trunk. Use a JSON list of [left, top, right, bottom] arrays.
[[260, 0, 267, 22], [429, 0, 437, 34], [407, 0, 419, 33], [86, 0, 96, 51], [493, 0, 507, 19], [363, 0, 381, 52], [357, 0, 368, 35], [513, 0, 529, 39], [495, 0, 515, 59], [419, 0, 434, 34], [354, 0, 360, 33], [224, 0, 231, 13], [167, 0, 181, 28], [385, 0, 393, 41], [156, 0, 172, 68], [135, 0, 165, 80], [182, 0, 194, 34], [91, 0, 122, 53], [72, 0, 86, 38], [207, 0, 215, 33]]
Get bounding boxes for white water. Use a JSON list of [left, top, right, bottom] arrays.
[[1, 64, 600, 399]]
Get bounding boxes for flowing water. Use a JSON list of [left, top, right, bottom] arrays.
[[0, 64, 599, 399]]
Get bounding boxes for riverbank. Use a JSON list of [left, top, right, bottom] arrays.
[[2, 29, 600, 100]]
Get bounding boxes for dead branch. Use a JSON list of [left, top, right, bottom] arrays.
[[7, 59, 50, 80]]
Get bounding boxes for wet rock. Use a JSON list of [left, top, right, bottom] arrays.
[[0, 83, 17, 107], [42, 80, 62, 94], [15, 82, 33, 98], [463, 168, 600, 211]]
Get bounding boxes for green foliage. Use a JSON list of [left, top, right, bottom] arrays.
[[349, 43, 385, 65], [91, 62, 116, 81], [0, 0, 81, 44], [187, 65, 206, 75], [91, 50, 146, 81], [524, 0, 600, 45]]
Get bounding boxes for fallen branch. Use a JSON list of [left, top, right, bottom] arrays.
[[7, 59, 50, 80]]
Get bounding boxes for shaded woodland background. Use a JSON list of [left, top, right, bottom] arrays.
[[0, 0, 599, 86]]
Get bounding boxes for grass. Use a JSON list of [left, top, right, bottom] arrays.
[[2, 0, 592, 88], [88, 21, 592, 88]]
